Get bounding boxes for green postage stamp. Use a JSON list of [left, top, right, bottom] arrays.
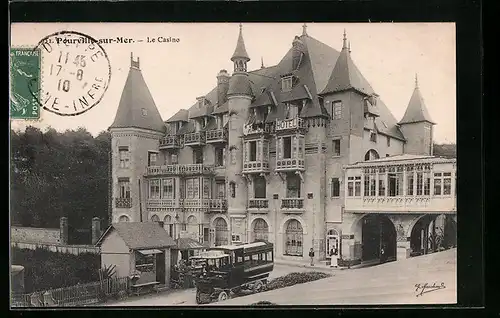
[[10, 47, 41, 119]]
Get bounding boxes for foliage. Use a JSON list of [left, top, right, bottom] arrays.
[[10, 126, 111, 230], [11, 247, 101, 294], [264, 272, 331, 292], [433, 143, 456, 159]]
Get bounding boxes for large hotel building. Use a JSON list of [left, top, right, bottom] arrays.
[[109, 25, 457, 264]]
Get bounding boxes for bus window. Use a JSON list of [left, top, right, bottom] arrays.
[[244, 255, 250, 262], [267, 251, 273, 261], [237, 256, 243, 263], [251, 254, 259, 261], [258, 253, 263, 261]]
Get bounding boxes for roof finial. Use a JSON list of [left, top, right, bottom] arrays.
[[302, 23, 308, 36], [348, 41, 351, 53], [239, 23, 243, 31], [130, 52, 140, 69], [342, 29, 348, 50], [415, 73, 419, 88], [261, 56, 265, 69]]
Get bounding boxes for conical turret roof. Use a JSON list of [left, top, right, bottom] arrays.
[[320, 32, 375, 96], [231, 24, 250, 62], [110, 54, 165, 133], [399, 76, 435, 124]]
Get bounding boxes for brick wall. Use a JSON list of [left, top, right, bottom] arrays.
[[11, 226, 60, 244]]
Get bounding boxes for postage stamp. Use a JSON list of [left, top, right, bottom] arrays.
[[10, 47, 41, 120], [32, 31, 112, 116]]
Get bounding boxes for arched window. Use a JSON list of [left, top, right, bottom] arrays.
[[187, 215, 198, 239], [151, 215, 160, 222], [229, 182, 236, 198], [118, 215, 130, 223], [284, 219, 303, 256], [364, 149, 380, 161], [253, 218, 269, 241], [164, 215, 173, 237], [214, 217, 228, 246]]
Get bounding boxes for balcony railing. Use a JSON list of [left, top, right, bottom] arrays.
[[115, 197, 132, 208], [146, 164, 214, 176], [345, 195, 457, 213], [209, 199, 227, 211], [180, 198, 210, 209], [159, 135, 181, 149], [183, 132, 206, 146], [281, 198, 304, 211], [147, 198, 177, 208], [242, 160, 270, 174], [248, 199, 269, 209], [206, 129, 228, 144], [275, 117, 307, 132], [275, 158, 305, 171]]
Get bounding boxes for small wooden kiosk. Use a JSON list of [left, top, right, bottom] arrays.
[[96, 222, 176, 294]]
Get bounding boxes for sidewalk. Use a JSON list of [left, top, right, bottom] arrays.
[[274, 258, 381, 271]]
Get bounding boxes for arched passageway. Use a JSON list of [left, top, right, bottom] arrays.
[[360, 214, 397, 263], [214, 217, 228, 246], [410, 214, 457, 257]]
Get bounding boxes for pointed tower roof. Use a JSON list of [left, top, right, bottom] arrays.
[[231, 24, 250, 62], [399, 74, 435, 124], [109, 53, 165, 133], [320, 31, 375, 96]]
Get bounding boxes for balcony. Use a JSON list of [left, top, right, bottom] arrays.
[[242, 160, 270, 174], [281, 198, 305, 213], [209, 199, 227, 212], [115, 197, 132, 208], [248, 199, 269, 213], [147, 198, 178, 208], [275, 157, 305, 172], [275, 117, 307, 133], [146, 164, 214, 176], [159, 135, 181, 149], [345, 195, 457, 213], [183, 132, 206, 146], [180, 198, 210, 209], [206, 129, 228, 144]]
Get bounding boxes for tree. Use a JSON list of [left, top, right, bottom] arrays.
[[10, 126, 111, 235], [433, 143, 456, 159]]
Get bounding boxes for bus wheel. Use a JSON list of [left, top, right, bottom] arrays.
[[218, 291, 229, 302]]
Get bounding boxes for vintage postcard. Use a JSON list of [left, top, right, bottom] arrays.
[[10, 22, 457, 307]]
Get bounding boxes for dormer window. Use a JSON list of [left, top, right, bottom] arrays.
[[370, 130, 377, 143], [141, 108, 148, 116], [196, 96, 206, 109], [281, 76, 293, 92]]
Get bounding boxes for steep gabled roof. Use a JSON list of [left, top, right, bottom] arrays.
[[96, 222, 176, 250], [110, 57, 165, 133], [166, 109, 189, 123], [399, 79, 435, 124]]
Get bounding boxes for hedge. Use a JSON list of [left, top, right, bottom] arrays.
[[11, 247, 101, 294], [264, 272, 331, 292]]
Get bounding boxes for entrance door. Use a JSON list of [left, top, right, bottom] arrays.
[[326, 236, 339, 258], [155, 252, 166, 285]]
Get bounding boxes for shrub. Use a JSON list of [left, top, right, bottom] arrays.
[[11, 247, 100, 293], [264, 272, 331, 292]]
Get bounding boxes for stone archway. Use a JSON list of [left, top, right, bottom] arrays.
[[118, 215, 130, 222], [213, 217, 229, 246], [358, 214, 397, 263], [252, 218, 269, 242]]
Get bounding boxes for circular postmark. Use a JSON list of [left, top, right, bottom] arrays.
[[29, 31, 111, 116]]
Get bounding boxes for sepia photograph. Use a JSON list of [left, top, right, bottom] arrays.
[[10, 22, 457, 307]]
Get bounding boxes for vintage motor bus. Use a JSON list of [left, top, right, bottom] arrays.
[[193, 241, 274, 304]]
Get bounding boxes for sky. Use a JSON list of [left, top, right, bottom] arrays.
[[10, 23, 456, 143]]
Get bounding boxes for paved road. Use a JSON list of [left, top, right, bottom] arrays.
[[106, 263, 323, 306], [105, 249, 456, 306], [217, 249, 457, 306]]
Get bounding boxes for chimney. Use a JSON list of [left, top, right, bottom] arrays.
[[91, 217, 101, 245], [292, 36, 305, 71], [59, 217, 68, 245], [216, 69, 230, 105]]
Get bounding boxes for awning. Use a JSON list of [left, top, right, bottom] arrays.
[[137, 249, 163, 255]]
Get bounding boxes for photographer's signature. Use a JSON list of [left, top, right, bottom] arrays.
[[415, 282, 446, 297]]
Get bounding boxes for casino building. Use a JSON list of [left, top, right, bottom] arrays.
[[108, 24, 457, 264]]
